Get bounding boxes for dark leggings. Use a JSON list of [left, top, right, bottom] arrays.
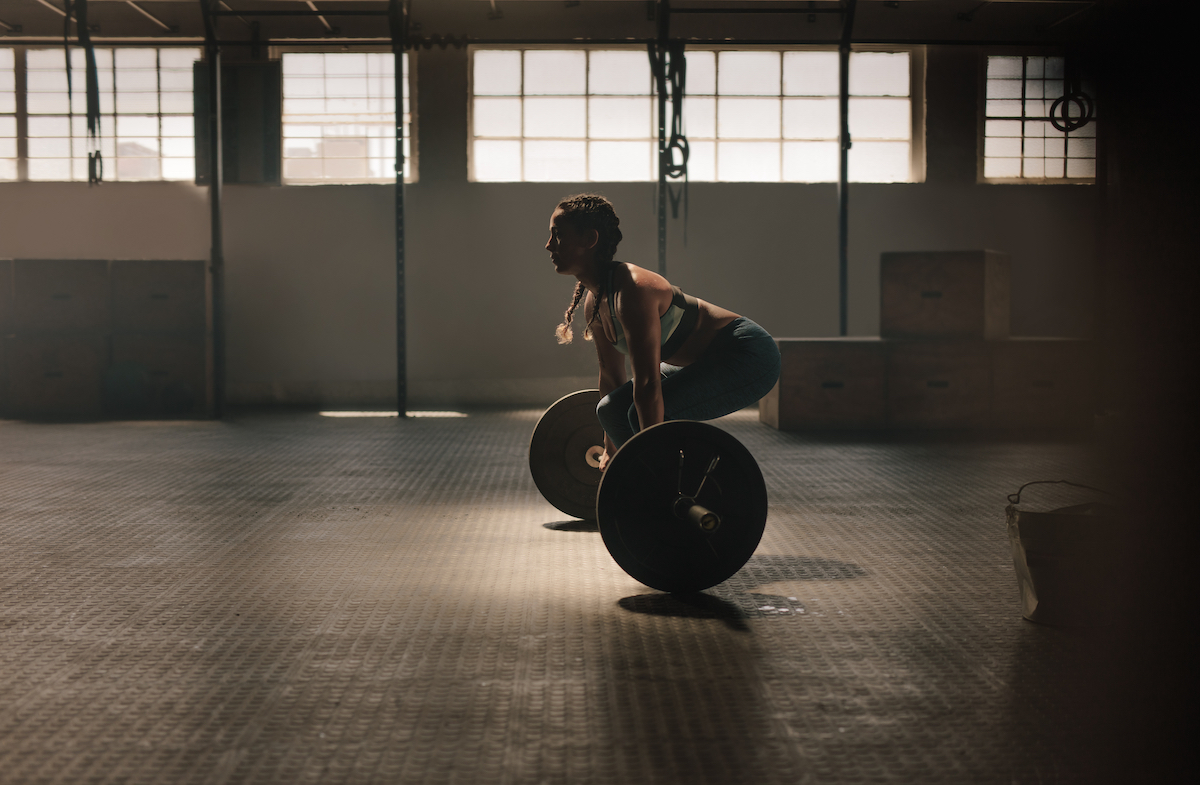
[[596, 317, 781, 449]]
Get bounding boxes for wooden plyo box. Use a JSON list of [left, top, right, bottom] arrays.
[[13, 260, 110, 333], [991, 338, 1095, 429], [4, 335, 107, 416], [111, 334, 208, 415], [881, 251, 1010, 340], [0, 260, 12, 335], [760, 338, 886, 430], [111, 260, 207, 333], [886, 340, 991, 428]]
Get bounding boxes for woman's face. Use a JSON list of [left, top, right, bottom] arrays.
[[545, 209, 596, 276]]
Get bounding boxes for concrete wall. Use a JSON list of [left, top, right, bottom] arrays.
[[0, 45, 1098, 408]]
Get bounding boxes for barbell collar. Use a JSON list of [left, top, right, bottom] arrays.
[[673, 495, 721, 531]]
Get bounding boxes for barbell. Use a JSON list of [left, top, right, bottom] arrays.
[[529, 390, 768, 593]]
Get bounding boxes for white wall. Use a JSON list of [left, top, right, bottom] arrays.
[[0, 46, 1098, 408]]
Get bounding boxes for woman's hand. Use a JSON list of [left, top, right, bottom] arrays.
[[598, 449, 611, 473]]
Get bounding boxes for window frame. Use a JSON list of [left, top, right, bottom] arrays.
[[467, 43, 925, 185], [467, 43, 658, 184], [272, 45, 418, 186], [977, 48, 1097, 185], [3, 44, 203, 183]]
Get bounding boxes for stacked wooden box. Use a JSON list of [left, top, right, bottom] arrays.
[[760, 251, 1095, 431], [0, 259, 211, 418]]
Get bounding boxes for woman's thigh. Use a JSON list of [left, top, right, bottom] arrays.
[[660, 318, 781, 422]]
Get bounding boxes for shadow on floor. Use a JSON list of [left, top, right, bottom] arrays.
[[735, 553, 866, 584], [618, 555, 866, 631], [618, 591, 817, 632], [542, 519, 599, 532]]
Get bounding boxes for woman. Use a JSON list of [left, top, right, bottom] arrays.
[[548, 194, 781, 470]]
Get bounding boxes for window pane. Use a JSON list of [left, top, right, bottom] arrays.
[[523, 97, 586, 138], [161, 49, 201, 70], [117, 157, 160, 180], [162, 158, 195, 180], [849, 98, 909, 140], [161, 137, 193, 157], [474, 50, 522, 95], [687, 140, 715, 181], [116, 69, 158, 93], [29, 137, 71, 158], [685, 52, 716, 95], [0, 159, 16, 180], [986, 100, 1023, 118], [589, 141, 652, 181], [849, 141, 909, 182], [525, 51, 586, 95], [282, 52, 411, 182], [588, 96, 651, 139], [0, 116, 15, 136], [988, 56, 1023, 78], [849, 52, 909, 97], [474, 97, 522, 137], [683, 96, 716, 139], [117, 115, 158, 137], [28, 158, 72, 180], [783, 52, 838, 97], [985, 120, 1022, 138], [1067, 137, 1096, 158], [985, 137, 1022, 158], [986, 79, 1022, 99], [717, 141, 779, 182], [783, 140, 838, 182], [473, 139, 522, 181], [717, 97, 780, 139], [589, 51, 651, 95], [1066, 158, 1095, 178], [984, 157, 1021, 178], [717, 52, 780, 97], [783, 98, 838, 140], [524, 140, 586, 181], [159, 70, 192, 92]]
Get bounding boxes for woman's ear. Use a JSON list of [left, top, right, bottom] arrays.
[[584, 229, 600, 250]]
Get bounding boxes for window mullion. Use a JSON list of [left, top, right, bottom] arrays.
[[16, 46, 28, 181]]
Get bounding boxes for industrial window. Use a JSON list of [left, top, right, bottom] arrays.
[[1, 48, 14, 180], [982, 55, 1096, 182], [280, 52, 413, 184], [23, 47, 200, 181], [469, 47, 919, 183]]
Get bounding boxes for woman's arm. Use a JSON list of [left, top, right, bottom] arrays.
[[589, 291, 628, 464], [613, 276, 664, 434]]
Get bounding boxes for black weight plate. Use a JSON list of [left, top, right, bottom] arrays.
[[597, 420, 767, 593], [529, 390, 605, 521]]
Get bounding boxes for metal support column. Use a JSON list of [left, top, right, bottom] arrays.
[[837, 0, 857, 337], [654, 0, 671, 276], [389, 0, 409, 414], [201, 0, 225, 416]]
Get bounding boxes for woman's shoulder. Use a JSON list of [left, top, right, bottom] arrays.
[[613, 262, 669, 291]]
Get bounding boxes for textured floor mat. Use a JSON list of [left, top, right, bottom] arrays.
[[0, 409, 1135, 783]]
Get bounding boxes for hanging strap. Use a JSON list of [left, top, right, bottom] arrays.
[[64, 0, 103, 184], [648, 40, 690, 235]]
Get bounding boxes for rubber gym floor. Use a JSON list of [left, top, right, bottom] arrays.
[[0, 408, 1172, 783]]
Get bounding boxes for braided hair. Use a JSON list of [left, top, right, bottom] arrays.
[[554, 194, 623, 344]]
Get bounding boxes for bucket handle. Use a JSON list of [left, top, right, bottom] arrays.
[[1007, 480, 1112, 506]]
